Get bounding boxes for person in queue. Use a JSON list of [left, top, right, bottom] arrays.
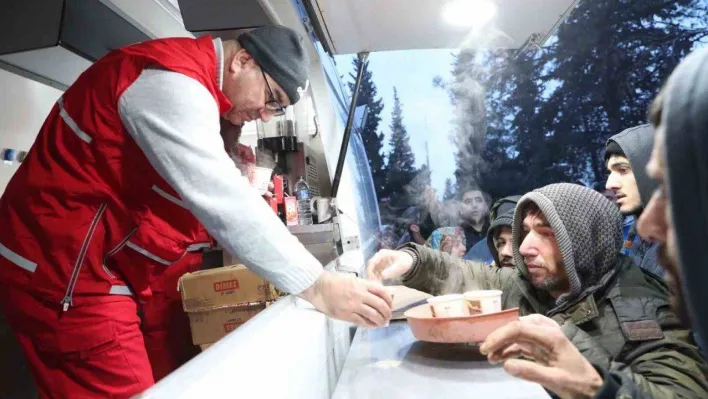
[[0, 25, 392, 398], [425, 187, 492, 253], [486, 209, 514, 267], [640, 47, 708, 355], [604, 124, 663, 277], [465, 195, 521, 266], [395, 206, 435, 246], [367, 183, 708, 397], [470, 48, 708, 398]]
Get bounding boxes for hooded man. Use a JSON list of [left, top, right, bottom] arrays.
[[464, 195, 521, 267], [367, 183, 708, 397], [639, 45, 708, 352], [478, 48, 708, 399], [0, 26, 391, 398], [605, 125, 663, 277]]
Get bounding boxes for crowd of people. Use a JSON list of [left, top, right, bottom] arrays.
[[367, 46, 708, 398], [1, 19, 707, 398]]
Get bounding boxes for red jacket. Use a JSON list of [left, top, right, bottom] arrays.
[[0, 36, 229, 309]]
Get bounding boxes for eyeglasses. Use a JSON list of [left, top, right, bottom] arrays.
[[261, 69, 286, 116]]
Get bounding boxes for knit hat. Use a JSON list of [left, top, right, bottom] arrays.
[[486, 208, 515, 266], [603, 140, 625, 161], [512, 183, 623, 304], [238, 25, 310, 105]]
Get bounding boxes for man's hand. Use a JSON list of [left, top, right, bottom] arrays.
[[299, 271, 393, 328], [480, 314, 603, 399], [365, 250, 415, 281], [409, 224, 426, 245], [262, 182, 275, 200], [440, 236, 454, 254]]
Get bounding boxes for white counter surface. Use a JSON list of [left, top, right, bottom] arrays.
[[332, 320, 551, 399]]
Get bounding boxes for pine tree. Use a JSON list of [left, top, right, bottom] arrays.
[[445, 50, 488, 195], [384, 87, 418, 204], [539, 0, 708, 184], [348, 58, 388, 198], [443, 178, 456, 200], [403, 163, 431, 207], [441, 1, 708, 197]]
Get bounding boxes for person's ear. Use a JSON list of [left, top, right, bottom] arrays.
[[229, 49, 256, 74]]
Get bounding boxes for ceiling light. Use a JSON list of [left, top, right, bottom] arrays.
[[442, 0, 498, 28]]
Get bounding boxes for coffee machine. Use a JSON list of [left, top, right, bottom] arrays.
[[255, 107, 331, 204]]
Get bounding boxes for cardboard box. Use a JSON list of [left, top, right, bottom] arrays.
[[180, 265, 278, 312], [187, 303, 267, 346], [179, 265, 279, 345]]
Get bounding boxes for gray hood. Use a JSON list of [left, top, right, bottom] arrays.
[[662, 47, 708, 349], [486, 195, 522, 266], [606, 124, 658, 207], [512, 183, 623, 306]]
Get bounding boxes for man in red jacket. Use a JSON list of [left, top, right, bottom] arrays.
[[0, 25, 391, 398]]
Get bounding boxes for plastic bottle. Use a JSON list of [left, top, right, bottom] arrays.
[[295, 176, 313, 225]]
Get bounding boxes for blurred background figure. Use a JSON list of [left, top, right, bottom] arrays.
[[424, 226, 467, 258], [465, 195, 521, 266], [396, 205, 436, 246]]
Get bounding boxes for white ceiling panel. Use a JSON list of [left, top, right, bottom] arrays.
[[310, 0, 578, 53]]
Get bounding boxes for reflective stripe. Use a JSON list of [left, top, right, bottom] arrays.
[[0, 242, 37, 273], [57, 97, 92, 143], [187, 242, 211, 252], [126, 241, 172, 265], [109, 285, 133, 296], [102, 228, 137, 280], [152, 185, 186, 208]]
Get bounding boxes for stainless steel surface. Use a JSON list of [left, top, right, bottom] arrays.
[[0, 0, 150, 89], [288, 223, 335, 236], [289, 221, 341, 265], [177, 0, 271, 34], [339, 235, 360, 253], [332, 321, 551, 399]]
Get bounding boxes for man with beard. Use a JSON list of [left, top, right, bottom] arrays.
[[367, 183, 707, 398], [475, 50, 708, 398], [605, 125, 663, 277]]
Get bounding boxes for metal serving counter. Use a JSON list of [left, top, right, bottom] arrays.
[[332, 320, 551, 399]]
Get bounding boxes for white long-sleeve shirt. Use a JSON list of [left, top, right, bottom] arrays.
[[117, 39, 322, 294]]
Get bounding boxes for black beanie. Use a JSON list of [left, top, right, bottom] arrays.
[[604, 140, 625, 162], [238, 25, 310, 105]]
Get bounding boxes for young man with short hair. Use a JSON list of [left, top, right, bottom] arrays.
[[605, 125, 663, 277]]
